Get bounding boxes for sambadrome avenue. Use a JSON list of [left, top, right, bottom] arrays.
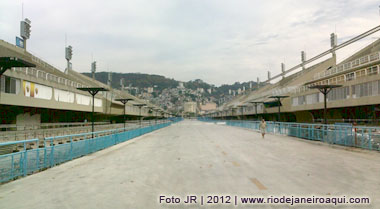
[[0, 1, 380, 208]]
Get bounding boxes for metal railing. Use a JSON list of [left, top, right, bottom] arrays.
[[0, 121, 110, 131], [6, 46, 89, 89], [313, 51, 380, 81], [198, 118, 380, 152], [0, 119, 180, 183], [288, 52, 380, 95], [0, 122, 139, 143], [313, 118, 380, 125]]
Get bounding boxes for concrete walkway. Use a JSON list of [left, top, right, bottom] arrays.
[[0, 120, 379, 209]]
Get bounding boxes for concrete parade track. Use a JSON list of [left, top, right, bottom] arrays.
[[0, 120, 379, 209]]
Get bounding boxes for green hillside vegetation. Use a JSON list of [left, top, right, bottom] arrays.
[[82, 72, 178, 91], [82, 72, 258, 97]]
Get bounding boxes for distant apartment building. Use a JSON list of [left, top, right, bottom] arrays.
[[184, 102, 197, 113], [200, 102, 217, 110], [199, 102, 217, 114]]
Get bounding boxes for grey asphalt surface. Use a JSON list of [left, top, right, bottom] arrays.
[[0, 120, 379, 209]]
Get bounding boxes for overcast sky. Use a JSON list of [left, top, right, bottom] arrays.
[[1, 0, 380, 86]]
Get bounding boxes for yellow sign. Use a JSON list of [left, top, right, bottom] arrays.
[[23, 81, 35, 97]]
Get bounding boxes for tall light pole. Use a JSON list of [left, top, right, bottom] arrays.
[[65, 45, 73, 74], [268, 95, 289, 122], [20, 18, 31, 50], [308, 85, 342, 124], [91, 61, 96, 80], [115, 98, 133, 131], [77, 87, 108, 138]]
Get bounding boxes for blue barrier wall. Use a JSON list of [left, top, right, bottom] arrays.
[[198, 118, 380, 152], [0, 120, 181, 183]]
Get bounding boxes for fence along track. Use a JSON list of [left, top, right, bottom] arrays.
[[199, 118, 380, 151], [0, 119, 183, 183]]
